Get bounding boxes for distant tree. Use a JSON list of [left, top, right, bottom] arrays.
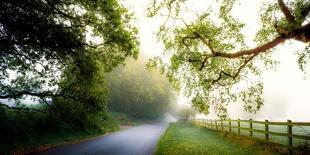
[[176, 106, 196, 122], [147, 0, 309, 117], [105, 57, 176, 119]]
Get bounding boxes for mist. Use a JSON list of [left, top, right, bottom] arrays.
[[201, 42, 310, 121]]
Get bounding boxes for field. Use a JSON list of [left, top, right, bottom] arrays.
[[155, 123, 283, 155]]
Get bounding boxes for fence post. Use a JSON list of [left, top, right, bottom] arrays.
[[265, 120, 269, 141], [221, 120, 224, 131], [238, 118, 241, 134], [211, 119, 213, 129], [215, 120, 218, 130], [229, 119, 232, 132], [249, 119, 253, 137], [287, 120, 293, 155]]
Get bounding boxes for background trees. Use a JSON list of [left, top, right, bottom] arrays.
[[106, 57, 176, 119], [147, 0, 310, 118]]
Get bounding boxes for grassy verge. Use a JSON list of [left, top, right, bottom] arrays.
[[10, 129, 114, 155], [1, 113, 119, 155], [3, 125, 118, 155], [5, 112, 149, 154], [155, 123, 285, 155]]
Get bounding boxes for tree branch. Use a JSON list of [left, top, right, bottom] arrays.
[[199, 56, 208, 71], [213, 36, 286, 58], [0, 103, 47, 113], [0, 91, 54, 99], [193, 32, 215, 54], [211, 22, 310, 58], [277, 0, 296, 23], [209, 53, 258, 86], [188, 22, 309, 75]]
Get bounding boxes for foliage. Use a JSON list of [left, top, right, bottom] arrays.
[[0, 0, 139, 100], [147, 0, 310, 118], [105, 57, 176, 119], [0, 105, 118, 154], [0, 0, 139, 153], [111, 112, 150, 126], [0, 0, 139, 124]]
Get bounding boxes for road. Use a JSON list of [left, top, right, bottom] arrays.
[[34, 123, 168, 155]]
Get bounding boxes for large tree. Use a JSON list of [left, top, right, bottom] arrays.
[[0, 0, 138, 110], [147, 0, 310, 118], [0, 0, 140, 133]]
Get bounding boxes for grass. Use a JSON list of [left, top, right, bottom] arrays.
[[14, 131, 103, 154], [3, 112, 149, 154], [155, 123, 284, 155], [1, 112, 119, 155], [3, 127, 118, 155]]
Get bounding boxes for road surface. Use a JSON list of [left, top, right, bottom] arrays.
[[35, 123, 168, 155]]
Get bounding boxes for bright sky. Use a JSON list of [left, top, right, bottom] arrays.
[[122, 0, 310, 121]]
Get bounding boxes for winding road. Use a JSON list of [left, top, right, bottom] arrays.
[[35, 123, 168, 155]]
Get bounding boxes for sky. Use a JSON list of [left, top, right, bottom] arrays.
[[122, 0, 310, 121]]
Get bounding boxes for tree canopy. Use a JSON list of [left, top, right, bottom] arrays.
[[105, 57, 176, 119], [0, 0, 139, 112], [147, 0, 310, 118], [0, 0, 140, 144]]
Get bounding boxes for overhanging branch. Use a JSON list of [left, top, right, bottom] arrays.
[[206, 22, 310, 59], [209, 53, 258, 87]]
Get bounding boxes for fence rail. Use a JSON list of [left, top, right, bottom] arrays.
[[192, 118, 310, 155]]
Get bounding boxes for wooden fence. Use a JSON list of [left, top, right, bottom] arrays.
[[192, 118, 310, 155]]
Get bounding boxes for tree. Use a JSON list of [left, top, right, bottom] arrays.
[[175, 106, 196, 122], [105, 57, 176, 119], [147, 0, 310, 118], [0, 0, 140, 140], [0, 0, 139, 114]]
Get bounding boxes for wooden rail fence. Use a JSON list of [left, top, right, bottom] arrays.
[[192, 118, 310, 155]]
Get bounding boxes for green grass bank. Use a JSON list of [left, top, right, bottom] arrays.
[[155, 123, 284, 155]]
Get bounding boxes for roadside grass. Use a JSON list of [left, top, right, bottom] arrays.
[[1, 113, 119, 155], [3, 112, 149, 154], [155, 123, 285, 155], [9, 129, 112, 155], [3, 124, 119, 155]]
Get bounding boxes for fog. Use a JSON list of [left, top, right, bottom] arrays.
[[163, 113, 178, 122], [122, 0, 310, 122], [234, 43, 310, 122], [201, 42, 310, 121]]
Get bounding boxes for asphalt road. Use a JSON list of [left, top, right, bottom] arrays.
[[34, 123, 168, 155]]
